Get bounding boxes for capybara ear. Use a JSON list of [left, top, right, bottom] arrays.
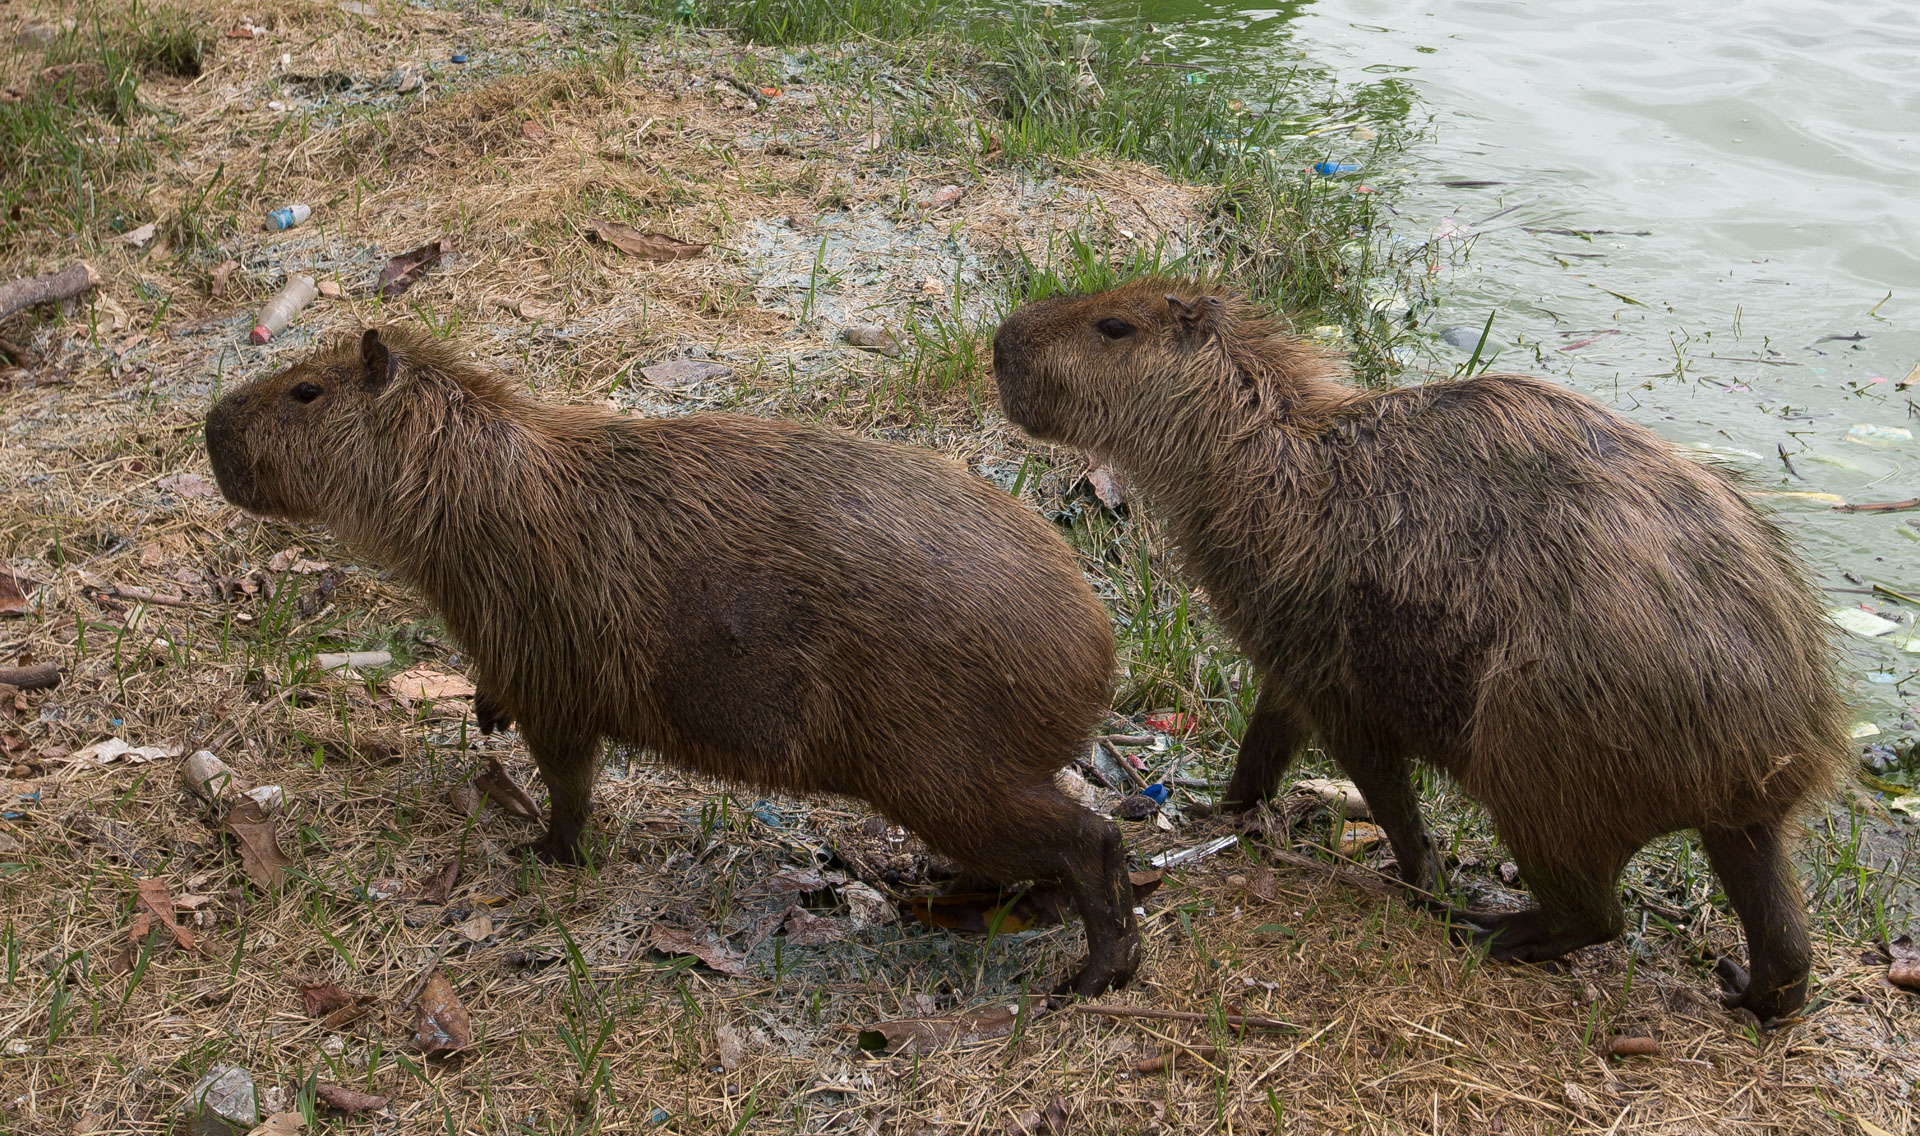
[[360, 328, 399, 392], [1165, 293, 1223, 340]]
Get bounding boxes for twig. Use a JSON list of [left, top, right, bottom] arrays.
[[99, 584, 203, 608], [1776, 443, 1800, 481], [1072, 1003, 1297, 1032], [1872, 583, 1920, 607], [1095, 733, 1155, 747], [0, 663, 61, 691], [1833, 498, 1918, 514], [0, 263, 99, 324], [1133, 1044, 1221, 1075]]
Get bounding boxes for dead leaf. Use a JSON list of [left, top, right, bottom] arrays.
[[411, 858, 460, 904], [781, 907, 848, 946], [383, 667, 476, 705], [117, 222, 157, 247], [315, 1084, 389, 1114], [1, 568, 35, 616], [715, 1024, 746, 1071], [225, 23, 258, 38], [857, 998, 1031, 1054], [520, 120, 548, 141], [1085, 463, 1126, 509], [157, 472, 217, 499], [640, 359, 730, 387], [134, 877, 197, 951], [74, 737, 182, 765], [1243, 865, 1277, 903], [246, 1114, 303, 1136], [222, 798, 295, 890], [267, 547, 329, 574], [411, 971, 473, 1053], [473, 758, 540, 820], [299, 981, 363, 1019], [1606, 1035, 1661, 1058], [376, 235, 453, 299], [448, 782, 481, 819], [908, 888, 1067, 935], [1127, 869, 1164, 902], [588, 218, 705, 261], [1889, 935, 1920, 991], [751, 867, 829, 896], [455, 913, 493, 942], [1337, 820, 1386, 857], [209, 259, 240, 298], [63, 811, 160, 867], [648, 926, 749, 977], [1010, 1095, 1070, 1135]]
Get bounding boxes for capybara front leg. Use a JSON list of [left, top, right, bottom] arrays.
[[1700, 822, 1811, 1021], [1220, 684, 1309, 812], [516, 723, 598, 865], [1325, 741, 1442, 898]]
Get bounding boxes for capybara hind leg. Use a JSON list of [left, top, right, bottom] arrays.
[[517, 725, 597, 865], [1700, 822, 1811, 1021], [912, 786, 1140, 997], [1456, 845, 1627, 962], [1323, 741, 1441, 897], [1220, 685, 1309, 811]]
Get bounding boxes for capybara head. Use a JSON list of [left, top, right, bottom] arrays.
[[992, 278, 1279, 449], [206, 327, 506, 537]]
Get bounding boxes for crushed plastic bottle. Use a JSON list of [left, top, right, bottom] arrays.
[[1312, 161, 1362, 176], [264, 203, 311, 231], [251, 275, 318, 344]]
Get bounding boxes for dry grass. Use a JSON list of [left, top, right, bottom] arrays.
[[2, 1, 1917, 1134]]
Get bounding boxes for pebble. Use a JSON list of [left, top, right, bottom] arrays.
[[176, 1065, 257, 1136]]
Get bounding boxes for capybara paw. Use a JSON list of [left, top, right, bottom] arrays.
[[513, 832, 585, 866], [474, 690, 513, 735], [1714, 958, 1803, 1023], [1053, 952, 1139, 1000]]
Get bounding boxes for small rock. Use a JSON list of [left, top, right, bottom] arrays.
[[927, 184, 963, 209], [842, 325, 903, 357], [177, 1065, 258, 1136], [314, 280, 342, 298]]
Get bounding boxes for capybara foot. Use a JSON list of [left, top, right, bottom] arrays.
[[1447, 907, 1613, 963], [474, 689, 513, 735], [1051, 950, 1139, 1000], [514, 830, 586, 866], [1714, 956, 1806, 1023]]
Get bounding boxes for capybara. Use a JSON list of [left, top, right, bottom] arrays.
[[991, 279, 1849, 1020], [205, 326, 1140, 995]]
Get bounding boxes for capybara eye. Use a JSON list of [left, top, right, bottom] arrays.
[[1095, 318, 1136, 341], [291, 382, 323, 403]]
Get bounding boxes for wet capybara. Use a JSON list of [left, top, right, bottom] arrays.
[[991, 279, 1849, 1020], [205, 326, 1140, 995]]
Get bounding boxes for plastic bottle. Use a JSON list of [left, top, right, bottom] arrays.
[[264, 203, 311, 232], [251, 275, 318, 345]]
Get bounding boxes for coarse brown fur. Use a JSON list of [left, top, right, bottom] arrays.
[[205, 327, 1140, 995], [991, 278, 1851, 1021]]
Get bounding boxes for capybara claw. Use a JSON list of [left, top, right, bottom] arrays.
[[474, 690, 513, 735]]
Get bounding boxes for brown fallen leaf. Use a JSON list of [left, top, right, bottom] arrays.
[[157, 472, 218, 499], [1889, 935, 1920, 991], [781, 907, 848, 946], [1010, 1095, 1070, 1135], [222, 798, 295, 890], [908, 887, 1068, 935], [209, 259, 240, 298], [315, 1084, 390, 1114], [410, 857, 460, 904], [412, 971, 473, 1053], [473, 758, 540, 820], [1606, 1035, 1661, 1058], [857, 998, 1033, 1054], [246, 1114, 303, 1136], [377, 236, 453, 299], [749, 867, 830, 896], [299, 980, 363, 1019], [1133, 1045, 1219, 1075], [715, 1024, 746, 1072], [520, 120, 548, 141], [2, 569, 36, 617], [588, 218, 705, 261], [1243, 865, 1277, 903], [383, 666, 476, 706], [1128, 869, 1165, 903], [455, 913, 493, 942], [648, 926, 749, 977], [134, 877, 197, 951], [448, 782, 481, 819]]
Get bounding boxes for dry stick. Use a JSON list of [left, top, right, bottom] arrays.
[[0, 663, 61, 691], [1833, 498, 1919, 514], [0, 263, 100, 324], [1071, 1003, 1297, 1032], [100, 584, 204, 608]]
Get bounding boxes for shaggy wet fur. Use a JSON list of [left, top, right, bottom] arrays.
[[991, 279, 1850, 1020], [205, 328, 1140, 996]]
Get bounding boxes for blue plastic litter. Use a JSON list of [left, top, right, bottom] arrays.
[[450, 52, 469, 64], [1312, 161, 1361, 176], [649, 1110, 670, 1126], [750, 800, 784, 829], [1142, 784, 1170, 805]]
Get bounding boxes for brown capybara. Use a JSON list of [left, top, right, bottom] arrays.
[[204, 326, 1140, 996], [991, 278, 1850, 1021]]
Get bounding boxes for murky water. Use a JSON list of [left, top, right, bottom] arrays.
[[1088, 0, 1920, 738]]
